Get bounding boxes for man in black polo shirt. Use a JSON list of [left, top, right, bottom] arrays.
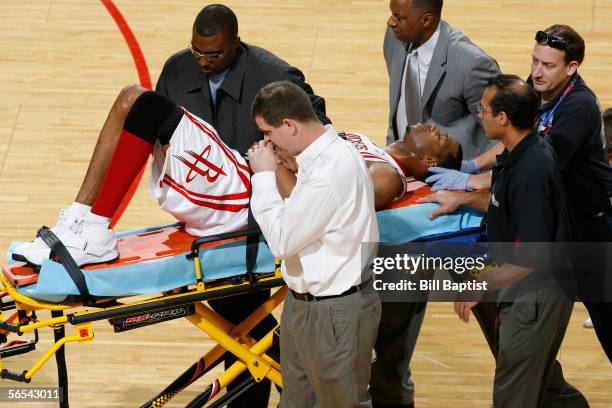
[[424, 24, 612, 365], [454, 74, 578, 407]]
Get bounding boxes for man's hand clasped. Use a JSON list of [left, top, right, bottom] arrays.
[[276, 148, 298, 173], [247, 140, 278, 173]]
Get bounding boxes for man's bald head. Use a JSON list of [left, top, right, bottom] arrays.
[[486, 74, 539, 130]]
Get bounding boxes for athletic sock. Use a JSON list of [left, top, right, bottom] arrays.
[[85, 211, 110, 225], [70, 201, 92, 216], [91, 129, 153, 218]]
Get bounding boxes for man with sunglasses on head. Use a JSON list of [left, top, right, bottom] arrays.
[[156, 4, 330, 408], [424, 23, 612, 396]]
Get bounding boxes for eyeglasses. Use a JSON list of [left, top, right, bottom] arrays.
[[535, 31, 567, 50], [188, 43, 225, 61], [477, 103, 491, 115]]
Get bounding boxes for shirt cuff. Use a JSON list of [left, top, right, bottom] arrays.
[[251, 171, 277, 191]]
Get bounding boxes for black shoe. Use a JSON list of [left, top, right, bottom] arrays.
[[373, 403, 414, 408], [543, 383, 590, 408]]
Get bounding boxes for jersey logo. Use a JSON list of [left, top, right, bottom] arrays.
[[345, 133, 369, 152], [174, 146, 227, 184]]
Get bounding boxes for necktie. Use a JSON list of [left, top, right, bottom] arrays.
[[404, 50, 421, 126]]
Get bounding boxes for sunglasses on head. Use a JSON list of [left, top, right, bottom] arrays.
[[535, 31, 567, 50]]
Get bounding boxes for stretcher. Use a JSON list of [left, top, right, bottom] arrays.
[[0, 185, 484, 407]]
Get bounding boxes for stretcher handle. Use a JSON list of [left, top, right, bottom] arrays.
[[0, 340, 36, 358], [0, 320, 20, 333], [0, 368, 29, 382], [189, 227, 262, 256]]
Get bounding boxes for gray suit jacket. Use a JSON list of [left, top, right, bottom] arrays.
[[384, 21, 500, 159]]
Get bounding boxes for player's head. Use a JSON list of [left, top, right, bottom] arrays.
[[388, 123, 462, 180], [531, 25, 584, 98], [480, 74, 539, 140], [251, 81, 319, 156], [387, 0, 442, 46], [190, 4, 240, 76]]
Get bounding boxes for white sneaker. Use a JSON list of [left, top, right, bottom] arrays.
[[583, 318, 593, 328], [24, 213, 118, 267], [12, 208, 77, 263]]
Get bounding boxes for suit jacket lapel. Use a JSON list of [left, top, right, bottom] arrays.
[[220, 44, 247, 103], [421, 21, 449, 106], [390, 42, 408, 117]]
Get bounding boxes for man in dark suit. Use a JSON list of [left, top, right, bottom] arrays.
[[372, 1, 499, 407], [156, 5, 330, 408], [156, 5, 329, 155]]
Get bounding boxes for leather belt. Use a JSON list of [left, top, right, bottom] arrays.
[[290, 278, 372, 302]]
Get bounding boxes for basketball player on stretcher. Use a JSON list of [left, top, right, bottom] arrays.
[[13, 84, 462, 267]]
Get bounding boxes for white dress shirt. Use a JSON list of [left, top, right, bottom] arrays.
[[396, 23, 441, 137], [251, 125, 379, 296]]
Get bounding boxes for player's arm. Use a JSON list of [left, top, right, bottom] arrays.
[[368, 163, 403, 210], [276, 165, 297, 199], [274, 148, 298, 199]]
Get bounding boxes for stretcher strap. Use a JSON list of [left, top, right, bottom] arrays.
[[58, 235, 110, 257], [245, 198, 259, 284], [37, 227, 92, 306]]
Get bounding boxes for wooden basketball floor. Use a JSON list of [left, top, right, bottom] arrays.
[[0, 1, 610, 406]]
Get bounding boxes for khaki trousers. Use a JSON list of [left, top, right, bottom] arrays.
[[279, 281, 381, 408]]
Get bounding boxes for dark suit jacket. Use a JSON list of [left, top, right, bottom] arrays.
[[384, 21, 500, 159], [156, 42, 330, 155]]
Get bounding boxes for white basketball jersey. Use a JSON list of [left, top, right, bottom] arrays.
[[343, 132, 425, 196], [149, 110, 249, 236]]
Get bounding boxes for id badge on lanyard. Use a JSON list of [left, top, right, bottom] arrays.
[[536, 76, 578, 135]]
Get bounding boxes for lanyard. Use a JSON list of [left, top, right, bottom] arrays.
[[536, 75, 578, 134]]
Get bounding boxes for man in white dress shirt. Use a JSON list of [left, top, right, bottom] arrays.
[[248, 80, 382, 408]]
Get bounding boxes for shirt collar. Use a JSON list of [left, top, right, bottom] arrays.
[[186, 43, 248, 100], [219, 43, 248, 101], [209, 68, 229, 85], [296, 125, 338, 173], [411, 22, 440, 67], [496, 130, 538, 169], [529, 72, 582, 113]]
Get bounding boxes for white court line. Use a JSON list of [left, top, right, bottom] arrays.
[[417, 353, 451, 369]]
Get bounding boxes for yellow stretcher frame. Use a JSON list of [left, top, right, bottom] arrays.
[[0, 228, 286, 408]]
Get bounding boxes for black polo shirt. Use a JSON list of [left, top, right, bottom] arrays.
[[489, 131, 576, 257], [529, 74, 612, 221]]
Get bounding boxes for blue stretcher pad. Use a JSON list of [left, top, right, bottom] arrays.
[[8, 204, 483, 303]]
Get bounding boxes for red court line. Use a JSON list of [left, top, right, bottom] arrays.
[[100, 0, 152, 89], [100, 0, 151, 227]]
